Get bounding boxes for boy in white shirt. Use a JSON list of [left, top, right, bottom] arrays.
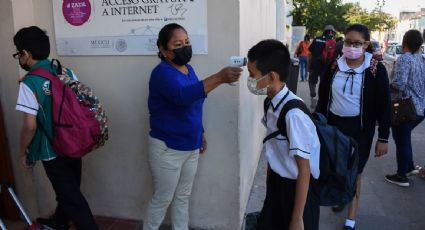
[[247, 39, 320, 230]]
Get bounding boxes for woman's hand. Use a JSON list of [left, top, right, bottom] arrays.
[[203, 67, 243, 94], [375, 141, 388, 157], [217, 67, 242, 84], [200, 133, 207, 154]]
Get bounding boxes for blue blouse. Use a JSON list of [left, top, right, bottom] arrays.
[[148, 60, 207, 151], [392, 53, 425, 116]]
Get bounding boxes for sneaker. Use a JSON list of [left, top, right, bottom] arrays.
[[407, 165, 422, 177], [385, 174, 410, 187], [343, 226, 355, 230]]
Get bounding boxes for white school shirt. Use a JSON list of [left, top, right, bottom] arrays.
[[330, 52, 372, 117], [262, 86, 320, 180]]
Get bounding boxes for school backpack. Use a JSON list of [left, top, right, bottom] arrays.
[[322, 38, 336, 64], [28, 60, 108, 158], [263, 97, 359, 206]]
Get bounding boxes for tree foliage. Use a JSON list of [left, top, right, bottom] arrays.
[[292, 0, 349, 36], [292, 0, 398, 36]]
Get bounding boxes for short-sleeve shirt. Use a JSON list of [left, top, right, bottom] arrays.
[[263, 86, 320, 180], [16, 59, 77, 161]]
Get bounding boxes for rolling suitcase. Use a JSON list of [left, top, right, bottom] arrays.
[[0, 183, 52, 230]]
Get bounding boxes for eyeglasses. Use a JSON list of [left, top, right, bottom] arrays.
[[12, 51, 23, 59], [343, 40, 365, 48]]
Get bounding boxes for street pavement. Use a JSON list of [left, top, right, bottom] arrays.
[[245, 80, 425, 230]]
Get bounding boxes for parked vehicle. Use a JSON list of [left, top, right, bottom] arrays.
[[382, 44, 425, 80]]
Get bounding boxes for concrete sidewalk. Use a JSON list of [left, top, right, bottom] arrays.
[[245, 80, 425, 230]]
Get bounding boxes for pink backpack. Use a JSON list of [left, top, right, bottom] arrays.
[[29, 67, 108, 157]]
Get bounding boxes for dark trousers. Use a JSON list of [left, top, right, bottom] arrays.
[[392, 114, 425, 177], [328, 112, 375, 174], [258, 170, 319, 230], [308, 67, 322, 98], [42, 157, 98, 230]]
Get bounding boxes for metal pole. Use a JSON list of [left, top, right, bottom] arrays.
[[6, 187, 32, 226], [0, 218, 7, 230]]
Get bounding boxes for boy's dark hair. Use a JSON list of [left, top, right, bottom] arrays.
[[344, 24, 373, 52], [13, 26, 50, 60], [402, 29, 423, 53], [304, 34, 310, 41], [247, 39, 291, 82], [157, 23, 187, 59]]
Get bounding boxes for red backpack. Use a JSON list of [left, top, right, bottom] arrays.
[[29, 64, 108, 157], [322, 38, 336, 64]]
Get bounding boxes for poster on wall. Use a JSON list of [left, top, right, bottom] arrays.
[[52, 0, 207, 56]]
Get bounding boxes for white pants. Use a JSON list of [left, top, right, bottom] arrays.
[[144, 137, 199, 230]]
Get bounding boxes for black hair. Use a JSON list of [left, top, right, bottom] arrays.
[[156, 23, 187, 59], [304, 34, 310, 41], [13, 26, 50, 60], [402, 29, 423, 53], [345, 24, 370, 41], [247, 39, 291, 82], [344, 24, 373, 52]]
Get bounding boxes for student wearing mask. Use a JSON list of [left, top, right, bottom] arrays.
[[13, 26, 97, 230], [144, 23, 242, 230], [308, 25, 336, 99], [248, 39, 320, 230], [316, 24, 391, 230]]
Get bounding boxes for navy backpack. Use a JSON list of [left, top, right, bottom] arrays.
[[263, 98, 359, 206]]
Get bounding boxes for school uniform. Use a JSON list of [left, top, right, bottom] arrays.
[[16, 59, 98, 230], [316, 52, 391, 174], [258, 86, 320, 230]]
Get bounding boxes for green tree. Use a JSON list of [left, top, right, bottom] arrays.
[[292, 0, 349, 36], [292, 0, 397, 38], [345, 2, 397, 39]]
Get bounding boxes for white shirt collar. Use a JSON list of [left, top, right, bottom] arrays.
[[270, 85, 289, 109], [337, 52, 373, 73]]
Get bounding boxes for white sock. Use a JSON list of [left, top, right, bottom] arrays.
[[345, 219, 356, 228]]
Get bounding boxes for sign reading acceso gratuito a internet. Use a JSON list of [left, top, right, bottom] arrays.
[[52, 0, 207, 55]]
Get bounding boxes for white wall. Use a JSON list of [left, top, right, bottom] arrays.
[[238, 0, 277, 227], [1, 0, 281, 229]]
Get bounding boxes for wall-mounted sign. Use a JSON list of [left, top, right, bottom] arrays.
[[52, 0, 207, 56]]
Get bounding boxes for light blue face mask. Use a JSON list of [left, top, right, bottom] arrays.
[[247, 75, 268, 95]]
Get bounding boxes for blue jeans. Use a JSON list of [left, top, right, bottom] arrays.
[[392, 114, 425, 177], [298, 56, 308, 81]]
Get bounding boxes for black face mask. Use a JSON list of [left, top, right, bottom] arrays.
[[171, 46, 192, 66], [19, 63, 31, 71]]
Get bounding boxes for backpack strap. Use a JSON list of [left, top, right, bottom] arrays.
[[263, 97, 271, 116], [51, 59, 63, 75], [29, 68, 57, 82], [263, 99, 312, 143]]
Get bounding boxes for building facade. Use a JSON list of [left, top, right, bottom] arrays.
[[0, 0, 292, 229]]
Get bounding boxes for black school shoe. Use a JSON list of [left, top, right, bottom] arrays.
[[343, 226, 355, 230], [385, 174, 410, 187], [331, 204, 345, 213], [36, 216, 70, 230]]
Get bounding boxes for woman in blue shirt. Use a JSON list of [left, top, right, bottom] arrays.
[[144, 23, 242, 230], [385, 30, 425, 187]]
